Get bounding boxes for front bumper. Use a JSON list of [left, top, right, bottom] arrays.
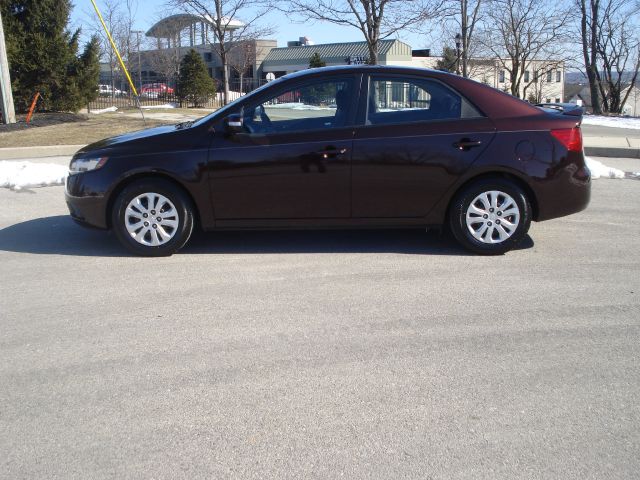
[[65, 192, 108, 229]]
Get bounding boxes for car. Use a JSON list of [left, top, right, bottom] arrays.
[[98, 84, 123, 96], [66, 65, 591, 256], [141, 83, 174, 95]]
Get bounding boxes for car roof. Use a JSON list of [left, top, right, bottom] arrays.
[[279, 64, 449, 81]]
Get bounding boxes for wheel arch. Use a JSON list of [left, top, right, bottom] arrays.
[[444, 171, 539, 223], [105, 172, 202, 229]]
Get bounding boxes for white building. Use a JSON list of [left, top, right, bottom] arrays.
[[412, 56, 565, 104]]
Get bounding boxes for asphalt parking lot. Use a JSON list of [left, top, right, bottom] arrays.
[[1, 157, 639, 479]]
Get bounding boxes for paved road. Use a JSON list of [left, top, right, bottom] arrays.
[[1, 158, 639, 479]]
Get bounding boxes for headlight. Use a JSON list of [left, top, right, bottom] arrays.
[[69, 156, 108, 175]]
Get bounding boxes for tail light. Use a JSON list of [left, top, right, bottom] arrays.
[[550, 127, 583, 152]]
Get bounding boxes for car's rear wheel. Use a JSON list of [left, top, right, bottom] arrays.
[[112, 179, 194, 256], [448, 178, 531, 255]]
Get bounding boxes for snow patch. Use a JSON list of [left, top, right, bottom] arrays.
[[91, 106, 118, 114], [0, 161, 68, 190], [582, 115, 640, 130], [141, 103, 178, 109], [586, 157, 625, 179]]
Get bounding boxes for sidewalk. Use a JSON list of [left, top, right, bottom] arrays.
[[583, 136, 640, 159], [0, 138, 638, 160], [0, 145, 84, 160]]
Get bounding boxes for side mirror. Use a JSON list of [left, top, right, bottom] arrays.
[[225, 113, 244, 134]]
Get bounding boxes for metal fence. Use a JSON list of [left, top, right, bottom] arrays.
[[88, 78, 269, 111]]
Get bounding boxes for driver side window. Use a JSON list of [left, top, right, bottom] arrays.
[[243, 78, 353, 134]]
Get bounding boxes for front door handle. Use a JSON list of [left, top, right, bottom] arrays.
[[317, 148, 347, 158], [453, 138, 482, 151]]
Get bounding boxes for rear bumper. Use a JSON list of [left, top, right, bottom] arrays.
[[534, 158, 591, 222]]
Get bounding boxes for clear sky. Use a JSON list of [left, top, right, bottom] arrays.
[[71, 0, 433, 51]]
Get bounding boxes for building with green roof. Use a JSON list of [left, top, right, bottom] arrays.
[[260, 39, 415, 77]]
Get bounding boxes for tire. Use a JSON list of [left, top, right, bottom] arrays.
[[111, 179, 194, 256], [448, 178, 531, 255]]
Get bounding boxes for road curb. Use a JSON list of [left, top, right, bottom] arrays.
[[0, 145, 85, 160], [584, 146, 640, 159]]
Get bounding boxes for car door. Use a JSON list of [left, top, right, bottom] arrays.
[[351, 74, 496, 218], [208, 75, 359, 221]]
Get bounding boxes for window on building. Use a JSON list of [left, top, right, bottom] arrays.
[[524, 70, 530, 82], [546, 70, 552, 82], [546, 98, 551, 103], [555, 98, 561, 103], [204, 52, 213, 62], [556, 71, 561, 82], [365, 77, 481, 125], [499, 70, 505, 83], [534, 70, 539, 82]]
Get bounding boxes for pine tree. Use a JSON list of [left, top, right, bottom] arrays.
[[77, 36, 101, 106], [177, 49, 217, 107], [436, 47, 459, 74], [0, 0, 89, 111], [308, 52, 326, 68]]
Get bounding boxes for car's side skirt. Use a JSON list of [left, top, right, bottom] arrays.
[[209, 217, 439, 231]]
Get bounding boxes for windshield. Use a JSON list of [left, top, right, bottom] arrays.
[[191, 77, 288, 128]]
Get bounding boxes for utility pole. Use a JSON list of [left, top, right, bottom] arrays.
[[0, 9, 16, 124], [132, 30, 143, 92], [460, 1, 468, 78]]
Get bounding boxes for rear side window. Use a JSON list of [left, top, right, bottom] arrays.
[[367, 77, 482, 125]]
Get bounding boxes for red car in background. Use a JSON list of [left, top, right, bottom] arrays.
[[141, 83, 174, 96]]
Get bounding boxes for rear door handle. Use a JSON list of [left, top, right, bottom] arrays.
[[453, 138, 482, 151]]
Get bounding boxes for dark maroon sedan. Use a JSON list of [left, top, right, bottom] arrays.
[[65, 66, 590, 256]]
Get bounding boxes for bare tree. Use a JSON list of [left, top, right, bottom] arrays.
[[145, 46, 182, 86], [122, 0, 139, 95], [171, 0, 273, 104], [578, 0, 639, 114], [86, 0, 139, 97], [228, 39, 256, 93], [597, 10, 639, 112], [87, 0, 124, 99], [578, 0, 602, 113], [478, 0, 570, 98], [282, 0, 444, 65], [443, 0, 483, 77]]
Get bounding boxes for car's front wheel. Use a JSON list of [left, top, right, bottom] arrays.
[[111, 179, 194, 256], [448, 178, 532, 255]]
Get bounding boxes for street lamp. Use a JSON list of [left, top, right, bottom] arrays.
[[455, 33, 462, 76]]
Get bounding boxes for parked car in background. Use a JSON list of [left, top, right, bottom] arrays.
[[141, 83, 174, 96], [67, 65, 591, 256], [98, 84, 123, 96]]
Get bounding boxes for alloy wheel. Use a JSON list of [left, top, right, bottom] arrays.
[[465, 190, 521, 244], [124, 192, 179, 246]]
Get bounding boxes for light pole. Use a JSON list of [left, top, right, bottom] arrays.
[[132, 30, 144, 92], [0, 9, 16, 124], [455, 33, 462, 76]]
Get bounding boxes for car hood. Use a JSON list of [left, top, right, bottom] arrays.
[[75, 124, 183, 156]]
